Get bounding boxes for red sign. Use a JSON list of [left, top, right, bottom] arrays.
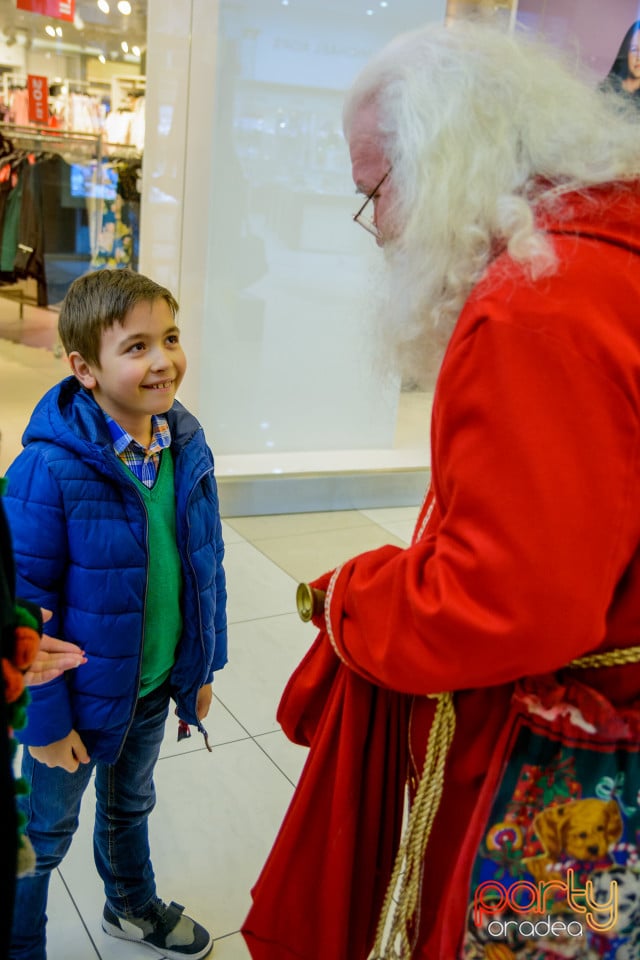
[[16, 0, 75, 22], [27, 75, 48, 124]]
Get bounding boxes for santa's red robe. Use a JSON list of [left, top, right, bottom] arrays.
[[243, 183, 640, 958]]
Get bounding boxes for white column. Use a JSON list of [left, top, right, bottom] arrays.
[[140, 0, 216, 414]]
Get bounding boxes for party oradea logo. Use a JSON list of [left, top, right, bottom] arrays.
[[473, 868, 618, 939]]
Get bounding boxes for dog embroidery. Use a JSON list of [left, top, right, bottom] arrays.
[[526, 799, 623, 883]]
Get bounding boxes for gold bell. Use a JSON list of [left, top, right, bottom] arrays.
[[296, 583, 326, 622]]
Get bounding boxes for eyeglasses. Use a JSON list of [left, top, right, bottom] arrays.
[[352, 168, 391, 239]]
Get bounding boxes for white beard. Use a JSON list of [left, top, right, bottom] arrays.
[[369, 242, 459, 392]]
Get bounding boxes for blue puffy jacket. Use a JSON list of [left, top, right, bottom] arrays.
[[5, 376, 227, 763]]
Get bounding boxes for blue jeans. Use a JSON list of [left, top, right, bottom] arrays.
[[10, 681, 170, 960]]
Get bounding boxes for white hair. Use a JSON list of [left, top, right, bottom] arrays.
[[344, 21, 640, 381]]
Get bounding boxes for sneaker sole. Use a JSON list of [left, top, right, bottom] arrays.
[[102, 917, 213, 960]]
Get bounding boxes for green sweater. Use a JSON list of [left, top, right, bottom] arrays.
[[124, 451, 183, 696]]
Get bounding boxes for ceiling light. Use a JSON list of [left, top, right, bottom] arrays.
[[132, 45, 140, 57], [97, 0, 109, 11], [98, 54, 106, 63], [45, 25, 56, 36], [121, 40, 128, 52], [55, 26, 62, 36], [117, 1, 132, 14], [366, 8, 374, 14]]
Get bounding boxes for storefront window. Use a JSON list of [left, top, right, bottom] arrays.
[[0, 0, 146, 338]]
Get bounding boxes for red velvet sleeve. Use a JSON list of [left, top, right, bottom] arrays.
[[324, 309, 640, 694]]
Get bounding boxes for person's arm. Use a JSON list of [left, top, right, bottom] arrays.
[[323, 313, 640, 694], [25, 633, 86, 686]]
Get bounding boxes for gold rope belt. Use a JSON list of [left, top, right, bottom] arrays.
[[370, 643, 640, 959]]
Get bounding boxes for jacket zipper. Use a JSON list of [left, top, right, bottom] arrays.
[[113, 478, 149, 762]]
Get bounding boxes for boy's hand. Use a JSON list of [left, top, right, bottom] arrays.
[[196, 683, 213, 720], [28, 730, 91, 773]]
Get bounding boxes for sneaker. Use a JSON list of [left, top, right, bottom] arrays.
[[102, 897, 213, 959]]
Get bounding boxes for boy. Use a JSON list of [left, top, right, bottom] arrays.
[[5, 269, 227, 960]]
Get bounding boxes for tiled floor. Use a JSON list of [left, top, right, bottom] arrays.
[[21, 504, 417, 960], [1, 328, 423, 959]]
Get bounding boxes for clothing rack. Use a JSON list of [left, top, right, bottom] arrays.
[[0, 122, 105, 160], [0, 122, 141, 160], [0, 124, 141, 326], [0, 283, 43, 323], [0, 124, 97, 319]]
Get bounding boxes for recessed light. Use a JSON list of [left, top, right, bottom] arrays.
[[121, 40, 129, 52], [97, 0, 110, 12], [98, 54, 106, 63], [45, 25, 56, 36], [117, 1, 132, 14], [55, 26, 62, 36], [132, 45, 140, 57]]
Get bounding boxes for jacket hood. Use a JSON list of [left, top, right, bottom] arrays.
[[22, 376, 202, 470]]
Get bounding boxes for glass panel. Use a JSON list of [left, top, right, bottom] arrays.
[[196, 0, 446, 476], [516, 0, 640, 82]]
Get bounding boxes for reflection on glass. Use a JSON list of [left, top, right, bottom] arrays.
[[601, 21, 640, 111]]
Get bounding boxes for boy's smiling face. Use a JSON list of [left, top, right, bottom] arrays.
[[69, 297, 186, 446]]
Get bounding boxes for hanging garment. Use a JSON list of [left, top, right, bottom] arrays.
[[0, 162, 23, 282], [0, 163, 15, 282], [90, 191, 134, 271], [14, 158, 47, 306]]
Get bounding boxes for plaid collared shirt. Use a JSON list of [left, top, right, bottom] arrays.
[[105, 413, 172, 488]]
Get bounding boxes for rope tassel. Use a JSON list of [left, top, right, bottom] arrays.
[[371, 691, 456, 959]]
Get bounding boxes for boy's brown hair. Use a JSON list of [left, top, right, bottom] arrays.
[[58, 269, 179, 367]]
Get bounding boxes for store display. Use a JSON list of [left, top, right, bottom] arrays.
[[0, 124, 141, 309], [0, 0, 146, 309]]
